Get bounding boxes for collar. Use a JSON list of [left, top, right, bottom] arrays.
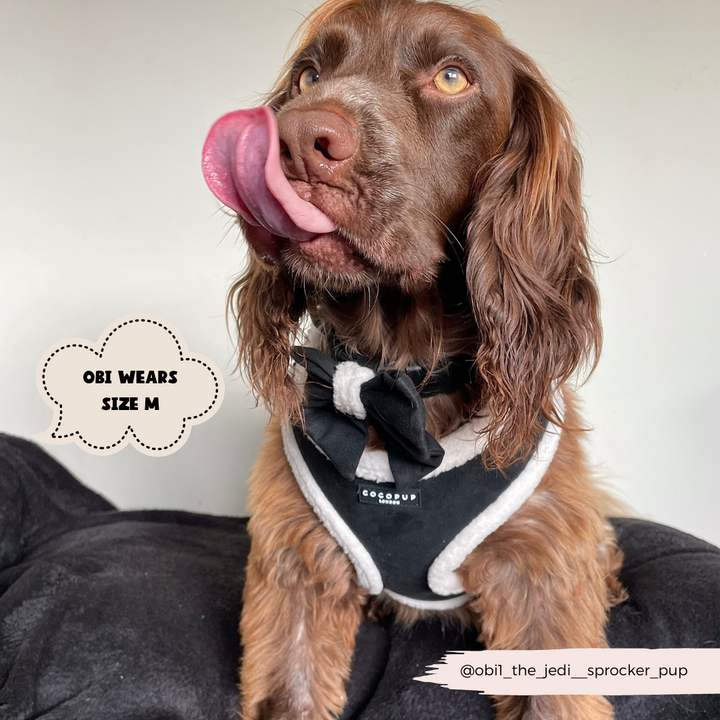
[[324, 334, 475, 399]]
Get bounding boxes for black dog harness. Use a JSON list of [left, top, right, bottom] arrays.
[[283, 347, 562, 609]]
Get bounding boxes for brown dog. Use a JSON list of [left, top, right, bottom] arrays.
[[202, 0, 626, 718]]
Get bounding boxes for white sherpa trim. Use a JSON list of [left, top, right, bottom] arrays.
[[426, 394, 565, 596], [333, 362, 374, 419], [355, 413, 491, 483], [281, 422, 384, 595], [383, 589, 472, 610]]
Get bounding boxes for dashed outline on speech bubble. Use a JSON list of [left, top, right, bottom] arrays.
[[35, 314, 224, 456]]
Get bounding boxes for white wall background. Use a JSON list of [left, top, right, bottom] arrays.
[[1, 1, 718, 545]]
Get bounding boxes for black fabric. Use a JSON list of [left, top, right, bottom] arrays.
[[0, 433, 719, 719], [293, 425, 533, 602], [326, 339, 475, 397], [296, 347, 444, 488]]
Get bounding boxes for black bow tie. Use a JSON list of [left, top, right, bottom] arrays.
[[292, 346, 472, 490]]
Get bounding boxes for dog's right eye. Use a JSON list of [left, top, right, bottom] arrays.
[[298, 67, 320, 94]]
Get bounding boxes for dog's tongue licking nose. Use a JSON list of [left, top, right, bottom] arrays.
[[202, 106, 335, 241]]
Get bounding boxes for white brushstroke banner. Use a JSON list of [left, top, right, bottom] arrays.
[[414, 649, 720, 695]]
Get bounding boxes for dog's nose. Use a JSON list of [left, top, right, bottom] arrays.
[[278, 109, 358, 183]]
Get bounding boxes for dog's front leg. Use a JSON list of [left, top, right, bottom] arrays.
[[457, 442, 625, 720], [240, 545, 364, 720], [239, 424, 366, 720]]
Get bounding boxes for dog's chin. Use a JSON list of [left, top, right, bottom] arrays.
[[243, 220, 374, 289], [244, 220, 441, 293], [279, 231, 377, 291]]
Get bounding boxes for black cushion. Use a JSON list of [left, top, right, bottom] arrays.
[[0, 433, 718, 719]]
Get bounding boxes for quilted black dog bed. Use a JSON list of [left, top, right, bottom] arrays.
[[1, 433, 718, 719]]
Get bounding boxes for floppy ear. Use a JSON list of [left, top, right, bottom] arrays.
[[227, 244, 306, 419], [466, 50, 602, 468], [225, 4, 341, 420]]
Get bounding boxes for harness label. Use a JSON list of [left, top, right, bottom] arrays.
[[357, 483, 421, 508]]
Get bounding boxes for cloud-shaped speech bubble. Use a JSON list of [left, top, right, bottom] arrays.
[[36, 314, 224, 456]]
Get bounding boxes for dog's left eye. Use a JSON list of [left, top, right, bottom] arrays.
[[433, 66, 469, 94], [298, 67, 320, 94]]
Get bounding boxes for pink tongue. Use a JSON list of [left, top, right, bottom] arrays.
[[202, 106, 335, 241]]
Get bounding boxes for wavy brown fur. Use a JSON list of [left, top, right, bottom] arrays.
[[225, 2, 625, 719], [228, 254, 306, 422], [466, 48, 602, 467]]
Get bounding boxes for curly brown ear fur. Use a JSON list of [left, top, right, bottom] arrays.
[[467, 49, 602, 468], [227, 248, 306, 419]]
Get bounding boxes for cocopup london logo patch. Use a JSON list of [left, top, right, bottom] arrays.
[[35, 314, 224, 456]]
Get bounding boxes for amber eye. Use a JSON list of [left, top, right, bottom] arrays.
[[433, 66, 469, 94], [298, 66, 320, 94]]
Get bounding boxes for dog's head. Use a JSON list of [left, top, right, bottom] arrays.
[[209, 0, 601, 467]]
